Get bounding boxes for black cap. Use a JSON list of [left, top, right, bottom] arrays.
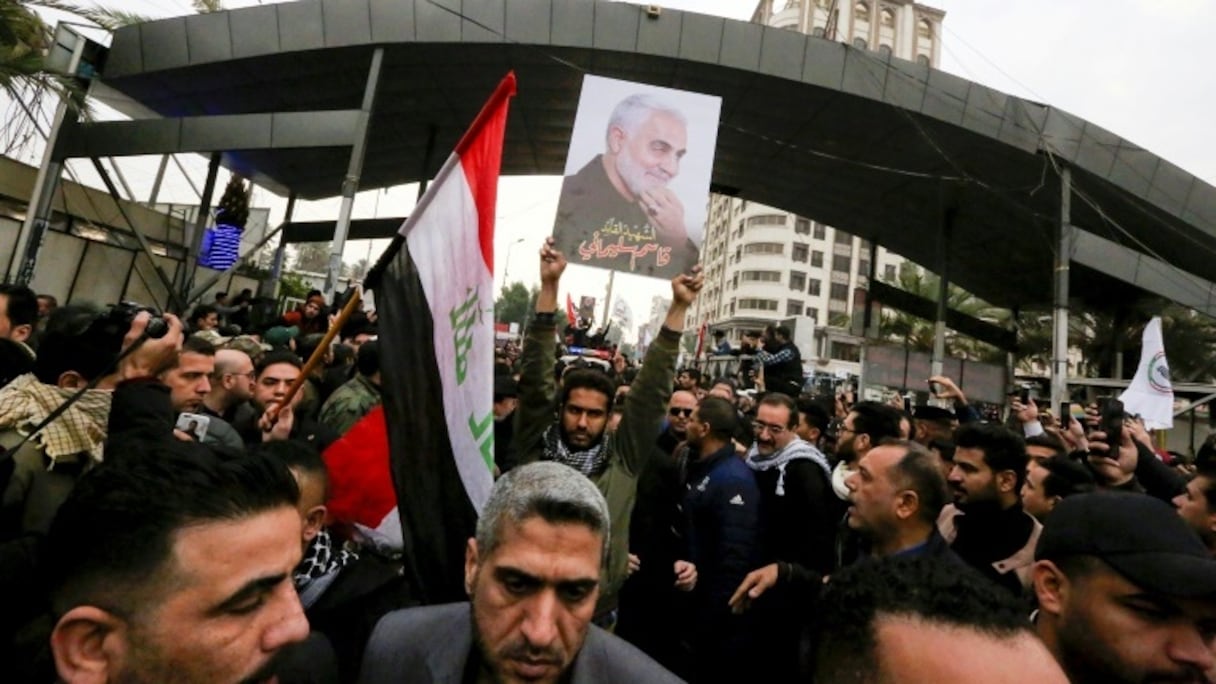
[[1036, 491, 1216, 597], [494, 375, 518, 398]]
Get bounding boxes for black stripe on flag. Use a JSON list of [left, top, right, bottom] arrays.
[[375, 244, 480, 605]]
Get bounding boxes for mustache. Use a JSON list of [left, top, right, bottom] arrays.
[[500, 638, 564, 666]]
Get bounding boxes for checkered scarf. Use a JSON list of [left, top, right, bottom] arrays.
[[0, 374, 111, 466], [294, 527, 358, 592], [541, 423, 611, 478]]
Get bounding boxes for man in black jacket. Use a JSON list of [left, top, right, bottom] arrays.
[[755, 325, 802, 397], [939, 423, 1040, 595], [681, 396, 760, 683], [739, 393, 837, 681]]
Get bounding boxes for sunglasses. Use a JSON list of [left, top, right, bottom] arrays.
[[669, 407, 694, 417]]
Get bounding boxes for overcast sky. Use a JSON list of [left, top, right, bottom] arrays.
[[36, 0, 1216, 333]]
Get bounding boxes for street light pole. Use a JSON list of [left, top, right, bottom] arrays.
[[501, 237, 525, 293]]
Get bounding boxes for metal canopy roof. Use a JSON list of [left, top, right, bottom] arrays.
[[79, 0, 1216, 313]]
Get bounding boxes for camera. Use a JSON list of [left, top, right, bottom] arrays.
[[86, 301, 169, 353]]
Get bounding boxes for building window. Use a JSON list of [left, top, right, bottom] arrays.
[[747, 214, 786, 228], [860, 238, 871, 252], [732, 274, 739, 289], [789, 270, 806, 291], [918, 18, 932, 38], [794, 217, 811, 235], [813, 222, 826, 239], [808, 307, 819, 322], [855, 2, 870, 22], [880, 7, 895, 26], [831, 342, 861, 362], [739, 298, 778, 312], [884, 264, 897, 281], [832, 255, 851, 272], [811, 250, 824, 268], [786, 300, 804, 316], [741, 270, 781, 282], [858, 259, 870, 277], [743, 242, 785, 256], [830, 283, 849, 300], [834, 230, 853, 245], [792, 243, 809, 263], [808, 279, 822, 296]]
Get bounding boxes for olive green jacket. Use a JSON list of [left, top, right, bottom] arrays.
[[515, 317, 680, 615]]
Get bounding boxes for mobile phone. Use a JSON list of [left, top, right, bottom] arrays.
[[175, 412, 211, 443], [1101, 398, 1125, 444], [928, 380, 942, 395], [903, 394, 912, 413], [1018, 387, 1030, 404], [1059, 402, 1071, 426]]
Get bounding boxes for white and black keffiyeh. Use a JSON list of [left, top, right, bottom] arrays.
[[294, 527, 358, 604], [541, 423, 611, 478]]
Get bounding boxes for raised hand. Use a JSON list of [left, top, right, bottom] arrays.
[[539, 236, 567, 286]]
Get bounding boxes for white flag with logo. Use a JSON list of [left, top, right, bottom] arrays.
[[1119, 316, 1173, 430]]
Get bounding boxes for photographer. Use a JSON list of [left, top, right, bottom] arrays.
[[0, 305, 181, 540]]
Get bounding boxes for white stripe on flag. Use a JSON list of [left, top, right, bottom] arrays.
[[404, 152, 495, 514]]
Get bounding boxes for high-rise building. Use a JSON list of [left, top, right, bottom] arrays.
[[689, 0, 945, 355]]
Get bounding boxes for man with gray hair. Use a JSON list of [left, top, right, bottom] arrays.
[[360, 462, 681, 683], [554, 92, 698, 279]]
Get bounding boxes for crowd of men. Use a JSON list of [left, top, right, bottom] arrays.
[[2, 236, 1216, 683]]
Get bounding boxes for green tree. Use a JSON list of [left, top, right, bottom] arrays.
[[495, 281, 536, 327], [278, 272, 310, 301], [215, 173, 249, 228]]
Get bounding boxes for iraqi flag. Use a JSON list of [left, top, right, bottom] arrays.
[[334, 72, 515, 605]]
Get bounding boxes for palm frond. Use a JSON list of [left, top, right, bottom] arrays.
[[21, 1, 153, 31]]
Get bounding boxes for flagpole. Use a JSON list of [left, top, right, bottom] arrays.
[[267, 288, 363, 423]]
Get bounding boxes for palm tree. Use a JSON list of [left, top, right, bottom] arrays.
[[877, 263, 1006, 361], [1, 1, 157, 152]]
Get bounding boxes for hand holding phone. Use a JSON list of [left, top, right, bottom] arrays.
[[1101, 398, 1126, 447]]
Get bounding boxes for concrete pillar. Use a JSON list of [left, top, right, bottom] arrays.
[[1051, 166, 1073, 412], [325, 47, 385, 301]]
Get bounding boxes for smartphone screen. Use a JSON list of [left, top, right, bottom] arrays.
[[1059, 402, 1071, 426], [928, 380, 941, 395], [1018, 387, 1030, 404], [1101, 398, 1125, 444]]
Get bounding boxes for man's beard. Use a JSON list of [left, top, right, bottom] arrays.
[[1056, 608, 1204, 684], [560, 423, 604, 450], [614, 147, 668, 200], [471, 602, 571, 684]]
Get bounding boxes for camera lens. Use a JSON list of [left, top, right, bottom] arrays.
[[144, 317, 169, 339]]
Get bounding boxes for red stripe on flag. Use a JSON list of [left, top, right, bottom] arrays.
[[566, 293, 577, 327], [322, 405, 395, 530], [456, 72, 517, 274]]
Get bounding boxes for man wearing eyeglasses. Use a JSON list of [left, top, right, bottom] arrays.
[[656, 390, 697, 456], [202, 348, 255, 424], [740, 393, 837, 681]]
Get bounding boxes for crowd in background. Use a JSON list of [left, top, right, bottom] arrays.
[[1, 235, 1216, 684]]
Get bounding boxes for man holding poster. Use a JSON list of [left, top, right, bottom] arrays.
[[554, 76, 720, 280]]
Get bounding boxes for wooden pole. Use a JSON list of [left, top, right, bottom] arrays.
[[268, 287, 363, 423]]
